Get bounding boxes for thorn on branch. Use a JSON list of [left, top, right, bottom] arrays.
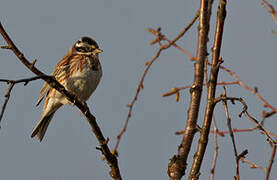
[[139, 82, 144, 89], [147, 27, 159, 36], [103, 137, 110, 145], [147, 27, 164, 45], [150, 37, 160, 45], [218, 56, 224, 63], [157, 27, 161, 32], [262, 110, 276, 118], [96, 146, 101, 150], [18, 53, 24, 59], [175, 91, 180, 102], [162, 87, 179, 97], [112, 150, 119, 157], [190, 84, 202, 94], [145, 61, 151, 66], [31, 59, 37, 69], [98, 137, 112, 161], [1, 45, 12, 49], [237, 149, 248, 160], [175, 129, 185, 135], [196, 124, 202, 133], [254, 86, 258, 93], [216, 57, 224, 68]]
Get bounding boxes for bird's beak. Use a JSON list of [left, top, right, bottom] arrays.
[[94, 48, 103, 54]]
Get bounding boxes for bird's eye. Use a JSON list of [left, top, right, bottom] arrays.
[[76, 47, 86, 52], [76, 46, 93, 53]]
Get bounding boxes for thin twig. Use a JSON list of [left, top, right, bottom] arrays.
[[210, 127, 257, 136], [262, 110, 276, 119], [0, 76, 49, 126], [239, 157, 266, 171], [219, 65, 277, 113], [147, 27, 196, 61], [0, 83, 14, 126], [113, 9, 200, 153], [222, 88, 240, 180], [162, 81, 239, 97], [212, 127, 277, 139], [262, 0, 277, 24], [210, 116, 219, 180], [214, 96, 276, 146], [265, 144, 277, 180], [0, 76, 49, 85]]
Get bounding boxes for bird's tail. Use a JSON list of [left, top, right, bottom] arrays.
[[31, 112, 55, 142]]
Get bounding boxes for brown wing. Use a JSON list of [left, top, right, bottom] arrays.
[[36, 48, 73, 107], [36, 82, 51, 106]]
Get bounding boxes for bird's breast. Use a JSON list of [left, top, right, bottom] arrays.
[[65, 58, 102, 101]]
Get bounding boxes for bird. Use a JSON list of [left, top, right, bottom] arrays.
[[31, 36, 103, 142]]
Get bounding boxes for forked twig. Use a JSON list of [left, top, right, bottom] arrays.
[[214, 96, 276, 146], [0, 76, 49, 126]]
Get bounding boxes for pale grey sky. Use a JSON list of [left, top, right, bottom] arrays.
[[0, 0, 277, 179]]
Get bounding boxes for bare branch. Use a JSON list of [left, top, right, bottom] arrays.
[[168, 0, 213, 178], [189, 1, 226, 178]]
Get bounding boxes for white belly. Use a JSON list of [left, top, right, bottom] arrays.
[[65, 65, 102, 102]]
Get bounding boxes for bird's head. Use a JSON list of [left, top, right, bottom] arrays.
[[73, 36, 103, 56]]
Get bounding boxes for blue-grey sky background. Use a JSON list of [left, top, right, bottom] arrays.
[[1, 0, 277, 179]]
